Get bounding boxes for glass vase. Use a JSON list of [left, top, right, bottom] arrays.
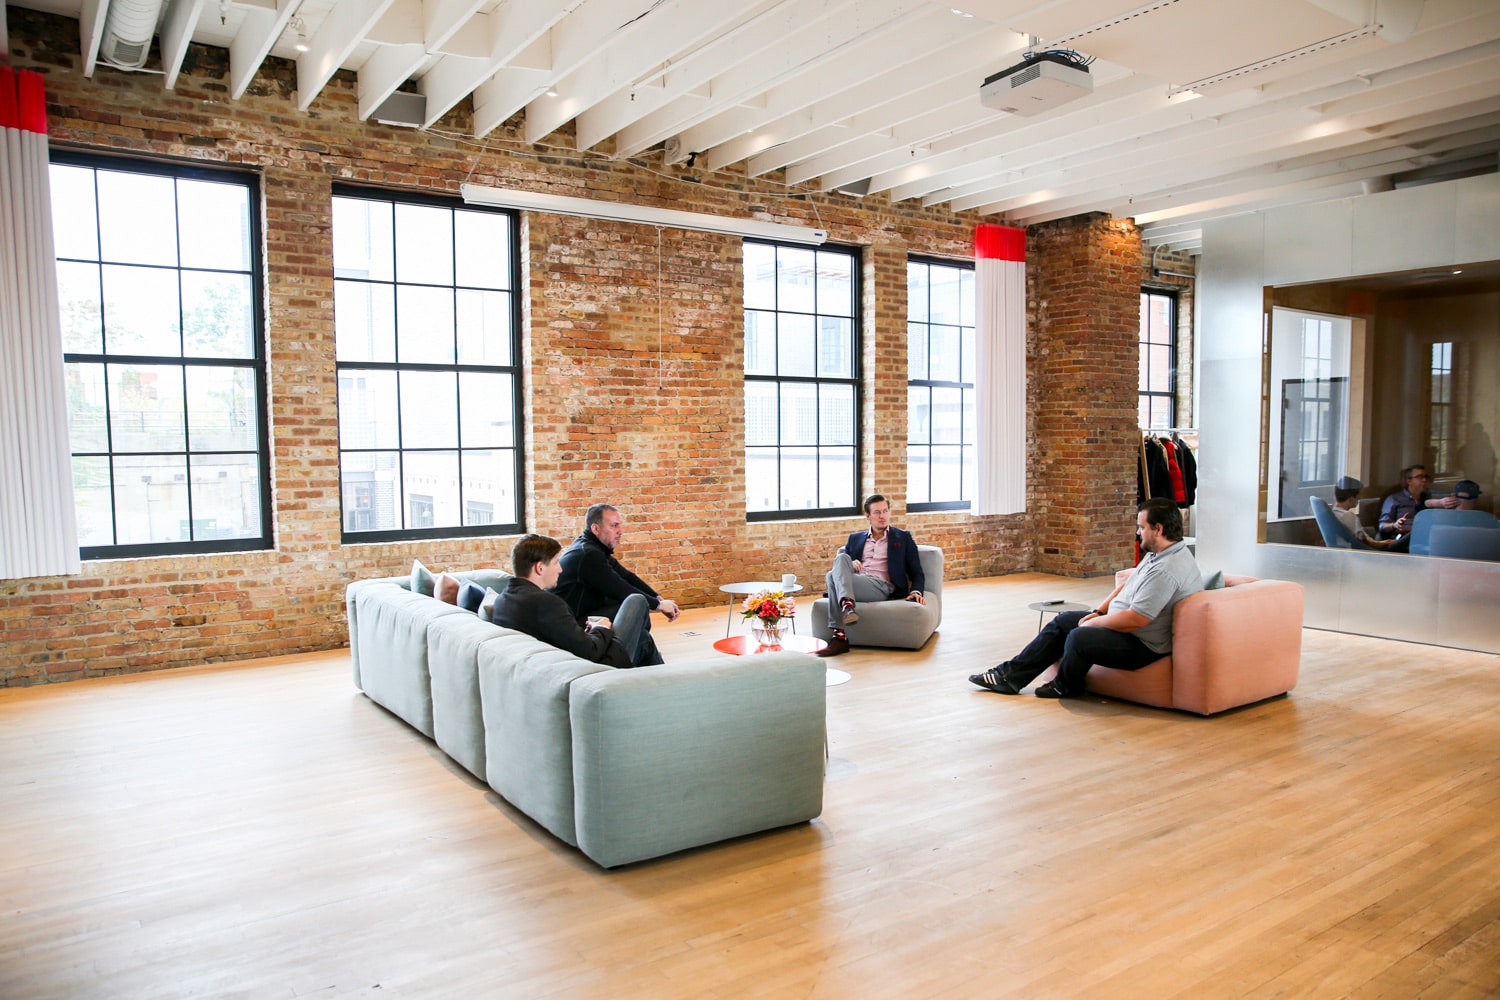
[[751, 621, 786, 646]]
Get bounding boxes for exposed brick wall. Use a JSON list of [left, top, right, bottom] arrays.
[[1, 10, 1174, 686], [1026, 214, 1144, 576]]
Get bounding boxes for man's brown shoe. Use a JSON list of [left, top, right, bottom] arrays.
[[817, 635, 850, 657]]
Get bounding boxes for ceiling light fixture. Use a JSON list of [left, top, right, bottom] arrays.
[[460, 185, 828, 245], [291, 16, 309, 53]]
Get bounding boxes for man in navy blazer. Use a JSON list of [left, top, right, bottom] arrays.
[[819, 494, 927, 657]]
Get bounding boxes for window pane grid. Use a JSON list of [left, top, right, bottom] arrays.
[[52, 154, 270, 558], [907, 257, 975, 510], [1139, 290, 1178, 431], [744, 240, 861, 520], [333, 187, 522, 540]]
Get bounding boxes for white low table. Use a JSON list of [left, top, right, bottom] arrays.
[[717, 581, 804, 636]]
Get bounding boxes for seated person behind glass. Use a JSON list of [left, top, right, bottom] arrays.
[[1451, 479, 1488, 512], [1332, 476, 1396, 550], [1378, 464, 1459, 540]]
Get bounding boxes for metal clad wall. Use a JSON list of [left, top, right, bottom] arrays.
[[1198, 173, 1500, 654]]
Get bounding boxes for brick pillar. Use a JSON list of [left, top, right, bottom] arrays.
[[1026, 213, 1141, 575]]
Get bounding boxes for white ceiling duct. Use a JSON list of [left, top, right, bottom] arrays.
[[100, 0, 166, 69]]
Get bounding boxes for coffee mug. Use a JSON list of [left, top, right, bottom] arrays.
[[781, 573, 797, 588]]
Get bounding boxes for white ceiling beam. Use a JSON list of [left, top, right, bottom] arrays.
[[1127, 180, 1370, 228], [880, 35, 1500, 206], [78, 0, 107, 77], [228, 0, 298, 100], [993, 94, 1500, 223], [469, 0, 663, 138], [358, 43, 428, 120], [573, 0, 822, 151], [820, 3, 1500, 200], [419, 0, 581, 128], [738, 31, 1024, 176], [1008, 123, 1498, 225], [823, 74, 1162, 198], [523, 0, 758, 145], [159, 0, 208, 90], [678, 5, 973, 169], [614, 0, 924, 159], [296, 0, 401, 112]]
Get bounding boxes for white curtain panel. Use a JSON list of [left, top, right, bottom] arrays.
[[0, 67, 80, 579], [973, 224, 1026, 515]]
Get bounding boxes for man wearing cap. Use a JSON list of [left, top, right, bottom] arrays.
[[1378, 464, 1460, 550], [1332, 476, 1397, 550], [1451, 479, 1486, 510]]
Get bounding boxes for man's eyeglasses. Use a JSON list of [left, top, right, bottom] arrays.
[[1410, 474, 1431, 480]]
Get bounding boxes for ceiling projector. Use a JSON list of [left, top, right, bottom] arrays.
[[980, 51, 1093, 115]]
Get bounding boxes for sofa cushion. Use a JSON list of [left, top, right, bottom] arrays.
[[460, 569, 512, 592], [478, 586, 501, 623], [457, 580, 486, 613], [479, 636, 611, 847], [434, 572, 461, 604], [411, 559, 436, 597], [569, 655, 826, 868]]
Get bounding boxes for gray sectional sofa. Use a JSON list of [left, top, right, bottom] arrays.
[[345, 571, 828, 868]]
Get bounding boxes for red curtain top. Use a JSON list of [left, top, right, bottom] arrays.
[[975, 223, 1025, 262], [0, 67, 49, 135]]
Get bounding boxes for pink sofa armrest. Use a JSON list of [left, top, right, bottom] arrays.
[[1168, 579, 1304, 715]]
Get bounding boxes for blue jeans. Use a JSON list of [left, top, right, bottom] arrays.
[[996, 610, 1161, 694], [611, 594, 655, 667]]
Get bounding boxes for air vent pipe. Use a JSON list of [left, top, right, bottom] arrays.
[[100, 0, 166, 69]]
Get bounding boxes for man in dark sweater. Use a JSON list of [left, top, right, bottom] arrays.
[[491, 534, 651, 669], [553, 504, 679, 666]]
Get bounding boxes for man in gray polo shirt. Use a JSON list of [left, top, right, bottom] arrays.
[[970, 498, 1203, 699]]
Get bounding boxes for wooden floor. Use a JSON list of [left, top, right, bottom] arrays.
[[2, 573, 1498, 999]]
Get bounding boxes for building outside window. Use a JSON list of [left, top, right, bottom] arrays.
[[743, 240, 860, 519], [50, 154, 271, 558], [907, 257, 975, 510], [1428, 341, 1454, 475], [1139, 290, 1177, 430], [333, 187, 522, 541]]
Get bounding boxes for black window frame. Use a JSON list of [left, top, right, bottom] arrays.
[[332, 184, 524, 543], [906, 254, 976, 512], [1139, 288, 1179, 430], [742, 238, 863, 522], [51, 150, 273, 560]]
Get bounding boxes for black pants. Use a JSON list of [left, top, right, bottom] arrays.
[[997, 610, 1162, 694]]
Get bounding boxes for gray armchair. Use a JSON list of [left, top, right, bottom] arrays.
[[809, 545, 943, 650]]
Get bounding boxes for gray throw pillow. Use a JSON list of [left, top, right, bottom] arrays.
[[1202, 569, 1225, 591], [478, 587, 501, 623], [410, 559, 436, 596]]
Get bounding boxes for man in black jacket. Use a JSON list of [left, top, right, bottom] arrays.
[[492, 534, 650, 669], [553, 504, 679, 666]]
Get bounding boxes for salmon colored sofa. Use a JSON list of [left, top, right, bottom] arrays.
[[1040, 570, 1305, 715]]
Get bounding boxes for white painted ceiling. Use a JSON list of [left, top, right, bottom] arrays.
[[10, 0, 1500, 249]]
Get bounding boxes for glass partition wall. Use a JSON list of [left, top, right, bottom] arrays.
[[1262, 261, 1500, 554]]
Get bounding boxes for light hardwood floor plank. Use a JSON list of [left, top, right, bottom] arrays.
[[2, 574, 1497, 998]]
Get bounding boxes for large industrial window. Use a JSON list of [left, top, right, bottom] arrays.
[[333, 187, 522, 541], [1428, 341, 1455, 475], [907, 257, 975, 510], [743, 240, 861, 520], [50, 153, 271, 558], [1139, 290, 1178, 429]]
